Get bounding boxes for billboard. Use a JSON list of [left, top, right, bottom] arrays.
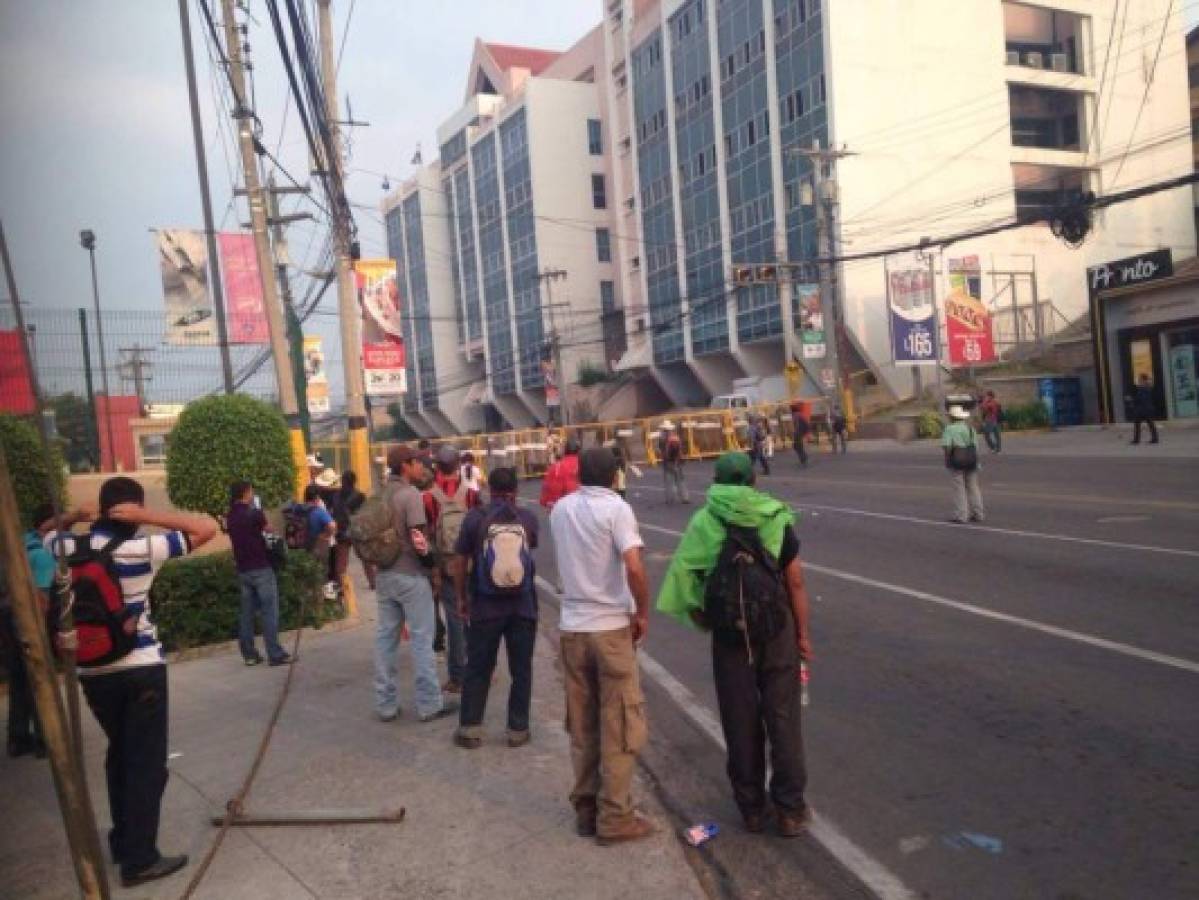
[[303, 336, 330, 415], [945, 256, 996, 366], [217, 232, 268, 344], [795, 283, 825, 359], [355, 258, 406, 396], [888, 269, 938, 365], [159, 229, 216, 345]]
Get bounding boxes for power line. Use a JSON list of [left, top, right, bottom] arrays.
[[1112, 0, 1177, 186]]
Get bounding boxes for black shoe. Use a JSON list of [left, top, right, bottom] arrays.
[[6, 735, 32, 758], [120, 854, 188, 887], [268, 652, 293, 667], [244, 654, 265, 666]]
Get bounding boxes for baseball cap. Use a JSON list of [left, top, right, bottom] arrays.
[[713, 451, 754, 485], [386, 445, 418, 472]]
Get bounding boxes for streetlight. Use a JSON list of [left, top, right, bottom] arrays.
[[80, 229, 117, 472]]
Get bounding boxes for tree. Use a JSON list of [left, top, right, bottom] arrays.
[[166, 395, 295, 521], [0, 413, 66, 528], [50, 392, 97, 471]]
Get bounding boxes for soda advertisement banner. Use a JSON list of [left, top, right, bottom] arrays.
[[355, 258, 407, 396], [159, 229, 216, 345], [945, 256, 996, 366], [795, 284, 825, 359], [888, 269, 938, 365], [303, 335, 330, 415], [0, 329, 35, 415], [217, 232, 268, 344]]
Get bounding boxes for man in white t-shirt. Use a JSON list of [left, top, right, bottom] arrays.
[[46, 477, 215, 888], [549, 447, 654, 845]]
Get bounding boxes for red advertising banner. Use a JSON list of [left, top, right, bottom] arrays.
[[217, 232, 269, 344], [945, 256, 996, 366], [0, 330, 35, 415], [355, 258, 407, 396], [363, 339, 407, 396]]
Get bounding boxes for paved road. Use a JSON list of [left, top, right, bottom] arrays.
[[531, 437, 1199, 899]]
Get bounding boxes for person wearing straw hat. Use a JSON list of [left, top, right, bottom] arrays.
[[657, 421, 690, 505], [942, 404, 985, 524]]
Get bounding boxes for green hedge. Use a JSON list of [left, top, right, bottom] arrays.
[[0, 413, 66, 527], [1003, 401, 1050, 431], [916, 411, 944, 439], [149, 550, 341, 652]]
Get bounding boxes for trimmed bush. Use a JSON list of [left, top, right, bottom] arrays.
[[148, 550, 340, 652], [1003, 401, 1050, 431], [167, 394, 296, 522], [0, 413, 66, 527], [916, 411, 944, 439]]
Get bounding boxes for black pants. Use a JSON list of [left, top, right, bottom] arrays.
[[750, 447, 771, 475], [712, 615, 807, 817], [459, 614, 536, 732], [82, 665, 170, 876], [1132, 416, 1159, 443], [2, 608, 42, 747], [793, 433, 809, 466]]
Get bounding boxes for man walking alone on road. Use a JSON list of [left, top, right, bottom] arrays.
[[942, 404, 985, 524], [373, 446, 456, 723], [789, 401, 810, 467], [657, 452, 812, 836], [1129, 373, 1160, 445], [658, 421, 690, 505], [979, 390, 1003, 453], [451, 467, 539, 749], [550, 447, 655, 844], [227, 481, 291, 667]]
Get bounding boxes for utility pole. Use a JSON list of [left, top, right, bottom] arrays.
[[220, 0, 309, 495], [79, 231, 118, 472], [535, 268, 569, 426], [920, 245, 945, 402], [77, 308, 99, 467], [317, 0, 372, 491], [118, 345, 153, 415], [178, 0, 234, 393]]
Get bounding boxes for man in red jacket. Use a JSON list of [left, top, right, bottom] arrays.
[[540, 437, 581, 510]]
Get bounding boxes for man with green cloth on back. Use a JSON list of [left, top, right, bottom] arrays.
[[657, 452, 814, 836]]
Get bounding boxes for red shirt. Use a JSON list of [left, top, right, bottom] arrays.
[[423, 472, 480, 528], [539, 454, 580, 509]]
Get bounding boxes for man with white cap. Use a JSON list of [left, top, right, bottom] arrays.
[[657, 421, 690, 505], [941, 404, 985, 524]]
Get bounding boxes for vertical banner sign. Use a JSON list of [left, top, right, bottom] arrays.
[[355, 258, 407, 396], [945, 255, 996, 366], [888, 269, 938, 365], [795, 284, 826, 359], [0, 330, 35, 414], [159, 229, 217, 345], [542, 358, 560, 408], [217, 232, 269, 344], [1169, 343, 1197, 418], [303, 336, 330, 414]]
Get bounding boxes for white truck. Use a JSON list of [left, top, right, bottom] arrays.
[[710, 375, 792, 410]]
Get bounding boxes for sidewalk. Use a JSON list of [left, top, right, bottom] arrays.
[[844, 422, 1199, 459], [0, 566, 705, 899]]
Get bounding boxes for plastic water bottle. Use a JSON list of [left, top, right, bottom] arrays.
[[800, 662, 810, 707]]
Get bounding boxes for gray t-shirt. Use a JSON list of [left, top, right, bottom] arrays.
[[383, 477, 428, 576]]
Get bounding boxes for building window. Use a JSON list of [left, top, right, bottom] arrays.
[[596, 228, 612, 262], [601, 280, 616, 312], [588, 119, 603, 155], [592, 174, 607, 209]]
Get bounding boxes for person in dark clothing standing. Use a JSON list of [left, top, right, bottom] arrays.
[[748, 415, 771, 475], [657, 452, 813, 837], [1129, 373, 1160, 445], [789, 401, 810, 467], [451, 467, 539, 749], [330, 471, 367, 584], [227, 481, 291, 667]]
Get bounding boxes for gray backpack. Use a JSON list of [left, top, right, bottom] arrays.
[[349, 484, 404, 568]]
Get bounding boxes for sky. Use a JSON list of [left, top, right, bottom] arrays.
[[0, 0, 600, 400]]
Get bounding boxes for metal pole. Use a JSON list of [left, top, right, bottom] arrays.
[[178, 0, 234, 393], [77, 308, 99, 468], [220, 0, 308, 496], [266, 175, 313, 447], [927, 250, 944, 402], [317, 0, 372, 491], [811, 141, 845, 406], [83, 238, 117, 472]]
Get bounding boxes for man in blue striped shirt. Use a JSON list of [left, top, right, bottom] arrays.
[[46, 477, 215, 888]]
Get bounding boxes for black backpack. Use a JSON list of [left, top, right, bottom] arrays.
[[703, 516, 788, 655], [69, 536, 137, 667]]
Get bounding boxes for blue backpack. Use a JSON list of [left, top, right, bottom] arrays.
[[475, 508, 532, 596]]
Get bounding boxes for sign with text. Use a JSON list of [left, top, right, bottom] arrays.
[[945, 256, 996, 366], [355, 258, 407, 397], [303, 335, 330, 415], [795, 283, 825, 358], [159, 229, 216, 345], [1086, 249, 1173, 296], [888, 269, 938, 365], [217, 232, 268, 344]]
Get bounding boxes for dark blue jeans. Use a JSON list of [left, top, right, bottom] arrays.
[[238, 568, 286, 662], [459, 614, 536, 733]]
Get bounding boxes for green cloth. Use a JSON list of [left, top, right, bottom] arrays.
[[656, 484, 795, 627], [941, 421, 977, 449]]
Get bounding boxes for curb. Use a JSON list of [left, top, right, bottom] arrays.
[[165, 613, 362, 664]]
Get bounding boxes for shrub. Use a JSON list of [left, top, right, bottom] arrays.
[[166, 394, 296, 522], [1003, 401, 1050, 431], [0, 413, 66, 527], [916, 410, 944, 439], [577, 363, 614, 388], [149, 550, 339, 652]]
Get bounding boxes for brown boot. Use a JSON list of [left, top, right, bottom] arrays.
[[742, 810, 766, 834], [597, 812, 657, 846], [575, 804, 597, 838], [776, 807, 812, 838]]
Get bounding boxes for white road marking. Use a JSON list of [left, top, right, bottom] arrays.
[[1095, 515, 1150, 524], [636, 521, 1199, 676], [534, 574, 917, 900]]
